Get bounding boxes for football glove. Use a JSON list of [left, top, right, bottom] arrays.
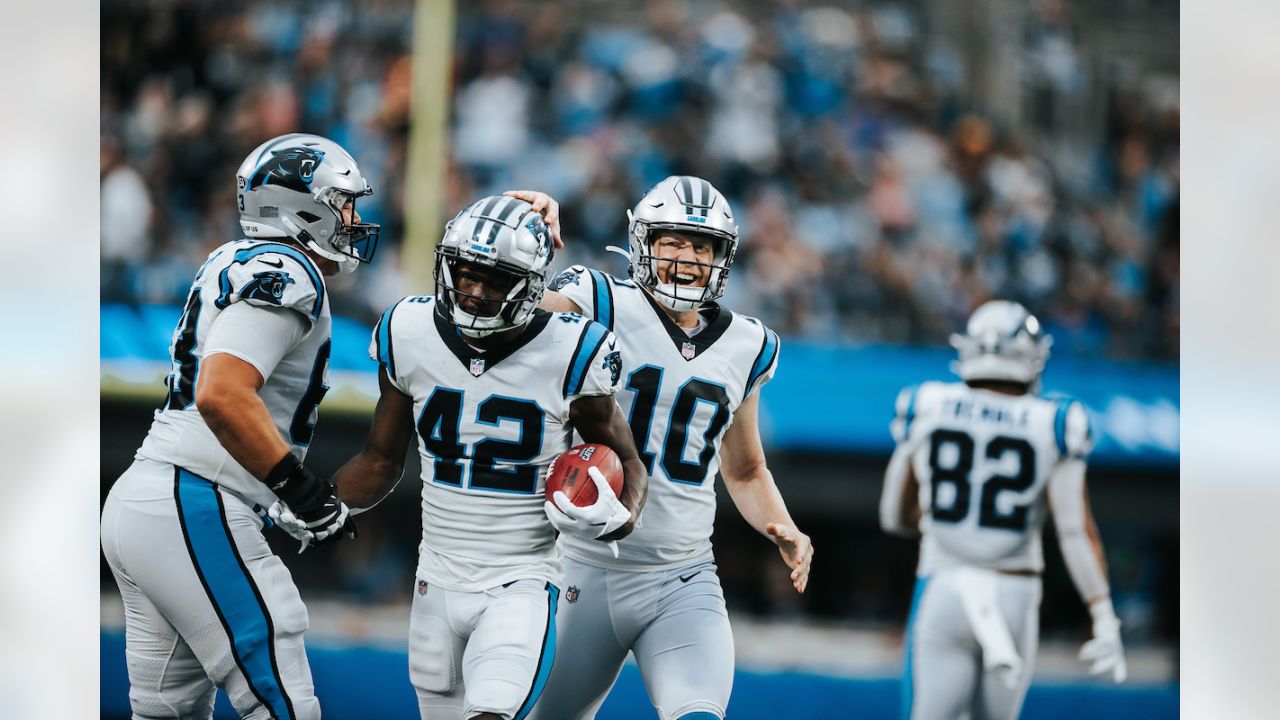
[[265, 454, 357, 553], [1078, 598, 1127, 683], [544, 466, 631, 546]]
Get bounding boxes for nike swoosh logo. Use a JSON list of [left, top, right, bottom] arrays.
[[649, 202, 664, 208], [259, 258, 284, 268], [679, 572, 700, 583]]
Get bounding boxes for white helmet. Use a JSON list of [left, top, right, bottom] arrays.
[[235, 133, 380, 273], [435, 195, 555, 338], [950, 300, 1052, 386], [625, 175, 739, 311]]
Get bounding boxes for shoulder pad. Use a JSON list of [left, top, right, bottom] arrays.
[[213, 243, 325, 322], [1054, 398, 1094, 460], [743, 316, 780, 399]]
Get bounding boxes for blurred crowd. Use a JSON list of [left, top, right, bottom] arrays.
[[102, 0, 1179, 360]]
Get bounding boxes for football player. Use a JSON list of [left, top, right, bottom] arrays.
[[879, 300, 1127, 720], [330, 195, 648, 720], [100, 133, 376, 719], [507, 178, 814, 720]]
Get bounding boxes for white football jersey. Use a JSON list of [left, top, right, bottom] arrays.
[[371, 295, 621, 592], [548, 266, 781, 570], [891, 381, 1093, 575], [137, 239, 333, 509]]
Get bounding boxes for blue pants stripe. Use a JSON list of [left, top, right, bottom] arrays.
[[902, 576, 929, 720], [175, 468, 294, 720], [514, 582, 560, 720]]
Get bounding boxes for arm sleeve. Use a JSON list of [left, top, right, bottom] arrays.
[[368, 299, 411, 395], [203, 302, 308, 381], [745, 326, 781, 399], [547, 265, 595, 317], [564, 323, 621, 400], [213, 251, 324, 326], [1047, 458, 1111, 602]]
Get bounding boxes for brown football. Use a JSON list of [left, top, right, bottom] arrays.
[[545, 443, 624, 507]]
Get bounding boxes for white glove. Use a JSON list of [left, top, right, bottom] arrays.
[[268, 499, 354, 554], [1079, 598, 1127, 683], [544, 466, 631, 545]]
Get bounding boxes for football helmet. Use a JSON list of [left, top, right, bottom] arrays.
[[951, 300, 1052, 385], [236, 133, 380, 273], [435, 195, 555, 338], [625, 175, 738, 311]]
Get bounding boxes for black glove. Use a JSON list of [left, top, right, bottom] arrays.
[[266, 454, 357, 547]]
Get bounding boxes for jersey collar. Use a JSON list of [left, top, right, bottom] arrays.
[[432, 307, 552, 376], [639, 288, 732, 360]]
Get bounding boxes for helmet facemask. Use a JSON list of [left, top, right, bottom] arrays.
[[630, 221, 736, 312], [435, 249, 546, 338], [304, 187, 381, 273]]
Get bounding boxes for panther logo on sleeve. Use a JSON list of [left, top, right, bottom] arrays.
[[240, 270, 296, 305], [602, 350, 622, 386], [548, 268, 582, 292], [248, 147, 326, 193]]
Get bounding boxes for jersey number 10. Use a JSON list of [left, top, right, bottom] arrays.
[[928, 429, 1036, 532]]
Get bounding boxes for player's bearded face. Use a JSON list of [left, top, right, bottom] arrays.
[[452, 260, 517, 317], [652, 232, 714, 288]]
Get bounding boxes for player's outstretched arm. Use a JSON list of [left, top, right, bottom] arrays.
[[1047, 459, 1127, 683], [333, 368, 416, 512], [568, 394, 648, 541], [719, 393, 814, 593], [879, 444, 922, 537]]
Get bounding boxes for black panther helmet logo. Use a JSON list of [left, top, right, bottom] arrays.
[[248, 147, 326, 193]]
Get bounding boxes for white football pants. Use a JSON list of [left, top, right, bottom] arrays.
[[529, 556, 732, 720], [101, 458, 319, 720], [409, 577, 558, 720], [903, 570, 1042, 720]]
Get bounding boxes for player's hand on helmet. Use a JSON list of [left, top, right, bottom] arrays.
[[766, 523, 813, 594], [265, 454, 358, 553], [1078, 599, 1127, 683], [503, 190, 562, 249], [544, 466, 632, 544]]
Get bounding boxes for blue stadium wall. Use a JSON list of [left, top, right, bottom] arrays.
[[101, 303, 1179, 467], [101, 633, 1177, 719]]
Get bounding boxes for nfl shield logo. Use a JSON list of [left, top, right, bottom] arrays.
[[566, 586, 580, 603], [417, 579, 428, 596], [681, 342, 696, 360], [469, 357, 485, 376]]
